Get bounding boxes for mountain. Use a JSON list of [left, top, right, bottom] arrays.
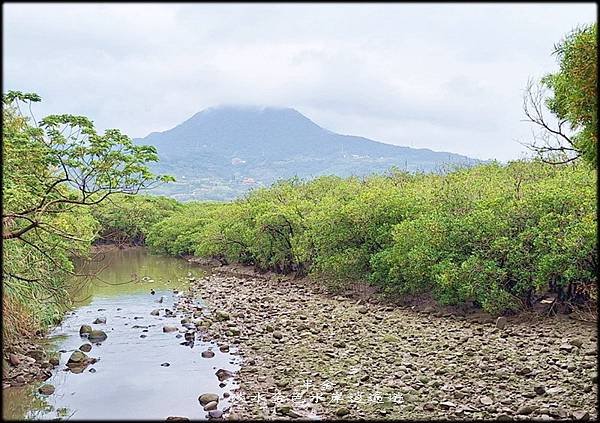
[[135, 106, 481, 201]]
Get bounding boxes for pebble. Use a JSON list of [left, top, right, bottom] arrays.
[[79, 344, 92, 353], [480, 396, 493, 405], [573, 410, 590, 420], [79, 325, 92, 335], [38, 384, 55, 395], [8, 353, 21, 366], [495, 317, 507, 329], [335, 407, 350, 417], [199, 393, 219, 406], [203, 401, 218, 411], [516, 405, 537, 415], [208, 410, 223, 419]]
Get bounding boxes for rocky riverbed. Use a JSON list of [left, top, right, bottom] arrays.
[[2, 340, 59, 389], [174, 266, 598, 420]]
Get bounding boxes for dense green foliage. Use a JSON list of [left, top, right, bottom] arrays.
[[142, 161, 596, 313], [543, 23, 597, 166], [2, 92, 167, 342], [526, 23, 597, 167], [91, 194, 182, 245]]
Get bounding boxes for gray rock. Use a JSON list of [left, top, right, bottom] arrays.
[[150, 309, 160, 316], [570, 338, 584, 348], [215, 368, 234, 381], [559, 343, 574, 352], [572, 410, 590, 421], [534, 385, 546, 395], [88, 330, 107, 342], [440, 401, 457, 409], [166, 417, 190, 422], [79, 325, 92, 336], [79, 344, 92, 353], [67, 351, 87, 363], [202, 350, 215, 358], [38, 384, 55, 395], [208, 410, 223, 419], [93, 317, 106, 324], [495, 317, 507, 330], [203, 401, 218, 411], [26, 349, 45, 362], [273, 331, 283, 340], [199, 393, 219, 406], [516, 367, 532, 375], [8, 353, 21, 366], [275, 405, 292, 415], [163, 325, 178, 333], [480, 396, 493, 405], [546, 386, 563, 395], [215, 310, 230, 321], [516, 405, 537, 415], [335, 407, 350, 417]]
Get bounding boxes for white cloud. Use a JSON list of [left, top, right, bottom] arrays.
[[3, 3, 596, 161]]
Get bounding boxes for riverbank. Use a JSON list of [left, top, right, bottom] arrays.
[[2, 338, 59, 390], [2, 244, 134, 389], [180, 265, 598, 420]]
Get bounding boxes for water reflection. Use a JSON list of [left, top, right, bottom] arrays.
[[2, 248, 240, 420]]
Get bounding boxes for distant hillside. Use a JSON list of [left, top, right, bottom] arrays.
[[135, 106, 481, 201]]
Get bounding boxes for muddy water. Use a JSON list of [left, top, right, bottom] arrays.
[[2, 247, 240, 420]]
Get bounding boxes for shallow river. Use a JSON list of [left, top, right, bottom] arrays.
[[3, 247, 240, 420]]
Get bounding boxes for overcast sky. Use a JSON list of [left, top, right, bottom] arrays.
[[3, 3, 596, 161]]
